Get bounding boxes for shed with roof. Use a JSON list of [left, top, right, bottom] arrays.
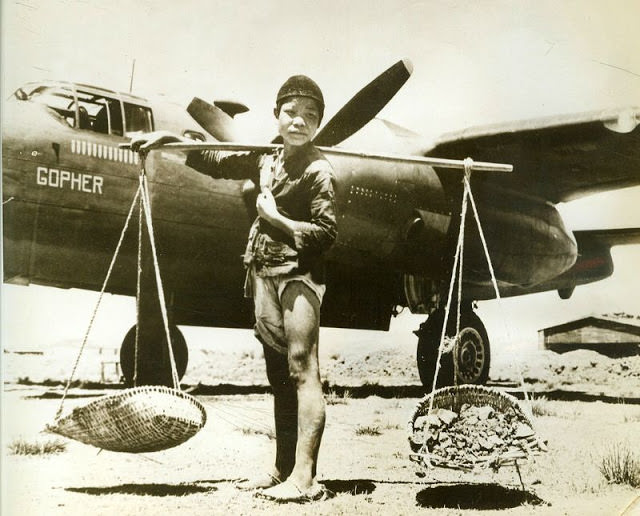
[[539, 314, 640, 357]]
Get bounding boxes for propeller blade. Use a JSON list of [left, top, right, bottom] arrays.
[[187, 97, 237, 141], [313, 58, 413, 147], [213, 99, 249, 118]]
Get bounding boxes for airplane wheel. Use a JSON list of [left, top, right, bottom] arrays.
[[415, 309, 490, 392], [120, 325, 188, 387]]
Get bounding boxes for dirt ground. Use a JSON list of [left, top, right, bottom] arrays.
[[2, 339, 640, 515]]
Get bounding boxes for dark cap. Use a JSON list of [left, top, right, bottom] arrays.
[[276, 75, 325, 119]]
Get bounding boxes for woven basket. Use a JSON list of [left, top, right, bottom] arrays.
[[408, 385, 543, 471], [46, 386, 207, 453]]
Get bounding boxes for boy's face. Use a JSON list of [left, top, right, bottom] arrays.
[[275, 96, 320, 147]]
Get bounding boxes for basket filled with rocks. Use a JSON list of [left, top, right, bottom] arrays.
[[408, 385, 546, 472]]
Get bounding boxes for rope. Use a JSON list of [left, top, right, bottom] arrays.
[[427, 165, 470, 414], [134, 170, 144, 386], [55, 185, 142, 420], [139, 163, 180, 389]]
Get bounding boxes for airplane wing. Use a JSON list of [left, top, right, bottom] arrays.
[[573, 227, 640, 247], [423, 107, 640, 203]]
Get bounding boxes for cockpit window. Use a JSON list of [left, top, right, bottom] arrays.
[[89, 96, 123, 136], [16, 83, 153, 137], [25, 86, 76, 125], [124, 102, 153, 135]]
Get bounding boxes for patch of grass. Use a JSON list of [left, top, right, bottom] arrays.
[[355, 425, 382, 437], [623, 411, 640, 423], [240, 427, 275, 440], [326, 388, 351, 405], [8, 438, 67, 456], [598, 443, 640, 488], [530, 395, 556, 417]]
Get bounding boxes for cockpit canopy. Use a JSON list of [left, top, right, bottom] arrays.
[[13, 81, 154, 137]]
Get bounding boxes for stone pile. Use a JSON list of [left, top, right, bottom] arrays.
[[410, 403, 546, 471]]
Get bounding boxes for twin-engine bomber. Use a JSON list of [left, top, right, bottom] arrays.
[[3, 62, 639, 389]]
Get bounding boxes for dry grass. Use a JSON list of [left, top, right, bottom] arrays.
[[623, 411, 640, 423], [354, 424, 382, 436], [8, 438, 67, 456], [598, 442, 640, 488], [325, 388, 351, 405], [530, 394, 556, 417], [239, 427, 275, 440]]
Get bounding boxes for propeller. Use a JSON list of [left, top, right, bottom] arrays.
[[187, 97, 237, 141], [191, 58, 413, 145], [313, 58, 413, 147]]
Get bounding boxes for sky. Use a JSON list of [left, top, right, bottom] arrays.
[[2, 0, 640, 354]]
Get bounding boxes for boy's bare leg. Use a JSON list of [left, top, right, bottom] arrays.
[[263, 343, 298, 480], [264, 282, 325, 495]]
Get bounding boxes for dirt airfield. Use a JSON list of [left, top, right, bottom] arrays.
[[3, 333, 640, 515]]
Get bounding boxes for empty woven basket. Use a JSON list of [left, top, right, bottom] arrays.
[[47, 386, 207, 453], [408, 385, 545, 471]]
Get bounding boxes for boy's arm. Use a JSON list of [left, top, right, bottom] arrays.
[[130, 131, 262, 183], [185, 149, 262, 183], [257, 163, 337, 253]]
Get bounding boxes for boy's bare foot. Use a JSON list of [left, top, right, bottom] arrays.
[[256, 479, 325, 503], [236, 472, 282, 491]]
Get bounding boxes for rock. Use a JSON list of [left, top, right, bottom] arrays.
[[434, 408, 457, 425], [477, 406, 494, 420], [410, 434, 424, 447], [513, 423, 535, 439], [425, 414, 442, 427], [489, 435, 504, 447], [413, 416, 429, 430], [478, 436, 494, 450], [465, 414, 479, 425], [411, 401, 546, 469]]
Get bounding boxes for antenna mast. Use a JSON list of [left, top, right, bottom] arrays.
[[129, 59, 136, 93]]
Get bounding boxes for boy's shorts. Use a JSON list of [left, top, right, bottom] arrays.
[[248, 268, 325, 355]]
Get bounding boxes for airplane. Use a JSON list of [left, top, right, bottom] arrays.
[[3, 60, 640, 390]]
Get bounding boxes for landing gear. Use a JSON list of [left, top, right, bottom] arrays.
[[119, 324, 188, 387], [415, 308, 491, 392]]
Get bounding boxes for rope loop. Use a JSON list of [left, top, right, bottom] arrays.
[[440, 336, 457, 354], [463, 157, 474, 180]]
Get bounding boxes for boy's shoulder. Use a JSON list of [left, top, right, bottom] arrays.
[[304, 146, 334, 175]]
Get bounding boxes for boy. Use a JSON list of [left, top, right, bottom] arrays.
[[132, 75, 337, 502]]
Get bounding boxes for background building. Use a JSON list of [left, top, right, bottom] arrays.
[[539, 313, 640, 357]]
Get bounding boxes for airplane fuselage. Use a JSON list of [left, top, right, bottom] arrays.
[[3, 85, 592, 332]]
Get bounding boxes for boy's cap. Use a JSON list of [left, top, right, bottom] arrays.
[[276, 75, 325, 113]]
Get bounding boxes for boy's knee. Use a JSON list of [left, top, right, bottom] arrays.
[[288, 347, 321, 385]]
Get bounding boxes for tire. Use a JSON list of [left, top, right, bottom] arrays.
[[415, 309, 491, 392], [120, 324, 188, 387]]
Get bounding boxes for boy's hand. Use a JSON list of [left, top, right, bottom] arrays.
[[129, 131, 184, 155], [256, 191, 279, 223]]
